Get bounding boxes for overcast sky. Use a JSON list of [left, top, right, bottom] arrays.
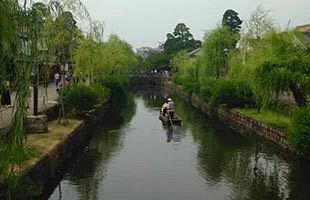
[[81, 0, 310, 50]]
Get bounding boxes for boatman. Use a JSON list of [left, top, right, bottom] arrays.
[[167, 98, 174, 119], [161, 98, 168, 116]]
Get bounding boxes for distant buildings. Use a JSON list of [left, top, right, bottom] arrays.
[[296, 24, 310, 50], [296, 24, 310, 39], [136, 44, 163, 60], [188, 48, 202, 58]]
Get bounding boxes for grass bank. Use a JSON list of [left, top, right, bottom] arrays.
[[23, 119, 83, 171], [235, 108, 292, 133]]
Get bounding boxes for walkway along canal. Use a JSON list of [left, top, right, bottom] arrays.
[[47, 87, 310, 200]]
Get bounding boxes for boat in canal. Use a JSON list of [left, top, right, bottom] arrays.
[[159, 112, 182, 125]]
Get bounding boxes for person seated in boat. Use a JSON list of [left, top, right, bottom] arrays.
[[161, 98, 168, 116], [167, 98, 174, 119]]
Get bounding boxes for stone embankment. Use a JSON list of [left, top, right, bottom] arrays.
[[165, 81, 310, 160], [23, 101, 111, 197]]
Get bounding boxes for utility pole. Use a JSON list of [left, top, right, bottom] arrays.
[[33, 65, 39, 116]]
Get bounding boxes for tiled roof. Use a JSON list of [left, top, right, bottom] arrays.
[[188, 48, 201, 57], [296, 24, 310, 33]]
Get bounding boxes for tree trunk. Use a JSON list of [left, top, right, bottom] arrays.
[[290, 84, 307, 108]]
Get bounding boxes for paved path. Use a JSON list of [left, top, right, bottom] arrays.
[[0, 83, 59, 133]]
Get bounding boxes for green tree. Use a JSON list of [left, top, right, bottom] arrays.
[[290, 107, 310, 150], [199, 27, 238, 80], [222, 9, 243, 34], [247, 30, 310, 108], [142, 51, 170, 70], [172, 51, 199, 92], [164, 23, 202, 55], [0, 0, 19, 82], [46, 10, 83, 64], [0, 0, 111, 197], [74, 34, 138, 87], [139, 23, 202, 71]]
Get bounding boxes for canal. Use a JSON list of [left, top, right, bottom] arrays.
[[48, 88, 310, 200]]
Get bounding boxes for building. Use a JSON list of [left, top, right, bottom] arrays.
[[296, 24, 310, 40], [136, 46, 163, 60], [188, 48, 201, 58], [296, 24, 310, 50], [296, 24, 310, 39]]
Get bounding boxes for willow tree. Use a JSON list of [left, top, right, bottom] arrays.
[[44, 0, 87, 124], [0, 1, 49, 198], [198, 27, 238, 84], [73, 38, 99, 84], [247, 30, 310, 108], [0, 0, 19, 99], [171, 50, 199, 92], [74, 34, 138, 89], [0, 0, 90, 194], [45, 11, 82, 64], [0, 0, 20, 185], [98, 35, 138, 85]]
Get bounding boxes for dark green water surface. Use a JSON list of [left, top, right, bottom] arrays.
[[48, 88, 310, 200]]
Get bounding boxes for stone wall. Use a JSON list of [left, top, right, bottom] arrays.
[[26, 115, 48, 134], [0, 125, 10, 140], [217, 105, 290, 149], [25, 101, 111, 197], [26, 121, 88, 192], [165, 81, 310, 160]]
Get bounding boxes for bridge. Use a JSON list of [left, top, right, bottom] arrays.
[[129, 73, 170, 86]]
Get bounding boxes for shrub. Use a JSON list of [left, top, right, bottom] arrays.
[[198, 79, 217, 101], [172, 52, 200, 93], [207, 78, 255, 108], [289, 107, 310, 151], [179, 79, 200, 93], [100, 76, 127, 97], [62, 85, 100, 116], [209, 79, 239, 107], [91, 85, 110, 102], [234, 79, 256, 108], [267, 101, 297, 117]]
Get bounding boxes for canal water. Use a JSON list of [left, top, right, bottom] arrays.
[[48, 88, 310, 200]]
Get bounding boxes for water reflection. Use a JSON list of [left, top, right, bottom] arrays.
[[161, 125, 185, 143], [48, 88, 310, 200], [49, 94, 137, 200], [163, 126, 173, 143], [174, 96, 310, 200], [131, 86, 166, 110]]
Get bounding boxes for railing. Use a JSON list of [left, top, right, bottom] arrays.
[[129, 73, 171, 86], [129, 72, 170, 79]]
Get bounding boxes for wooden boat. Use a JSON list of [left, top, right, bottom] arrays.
[[159, 112, 182, 125]]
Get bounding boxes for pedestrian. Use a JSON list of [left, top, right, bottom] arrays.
[[56, 77, 63, 93], [54, 72, 60, 87], [27, 84, 33, 109], [1, 80, 11, 108]]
